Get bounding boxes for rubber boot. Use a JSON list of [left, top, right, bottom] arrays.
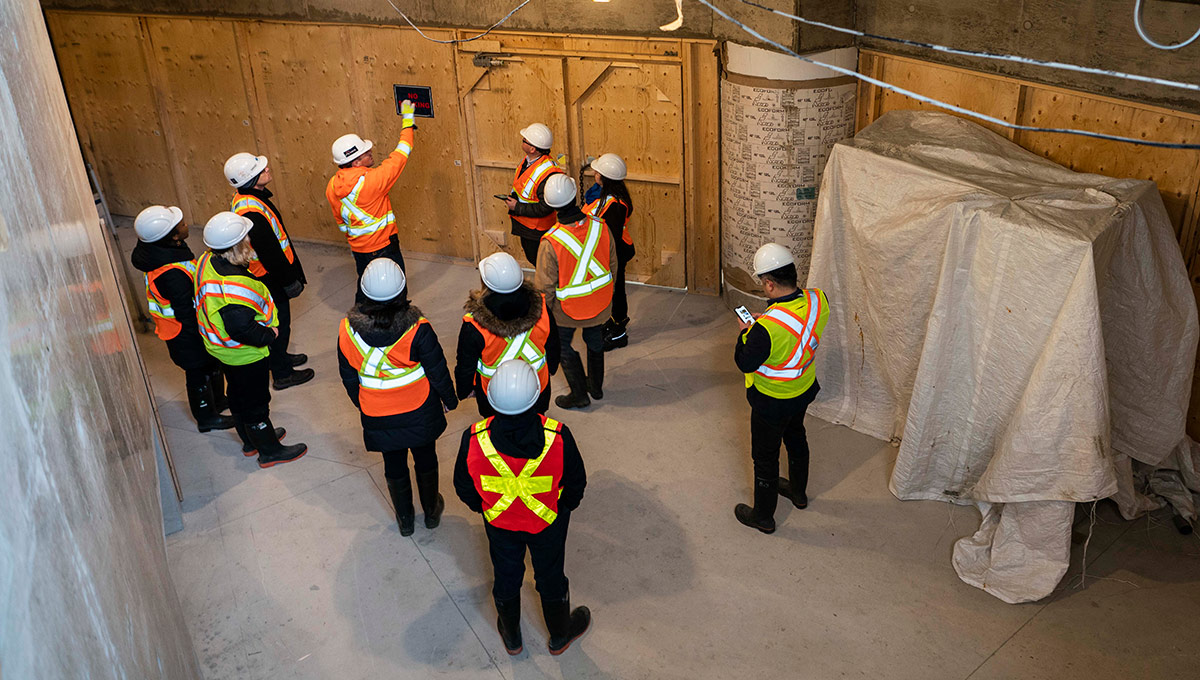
[[414, 469, 444, 529], [778, 477, 808, 509], [585, 349, 604, 400], [541, 591, 591, 655], [189, 376, 236, 433], [734, 477, 778, 534], [272, 367, 315, 390], [288, 353, 308, 367], [554, 357, 591, 410], [386, 472, 416, 536], [603, 317, 629, 351], [237, 423, 286, 456], [248, 419, 307, 468], [208, 369, 230, 414], [494, 595, 523, 655]]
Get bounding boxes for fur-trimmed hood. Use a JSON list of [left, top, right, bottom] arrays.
[[347, 302, 424, 347], [464, 284, 543, 337]]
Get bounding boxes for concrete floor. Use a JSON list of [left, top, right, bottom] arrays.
[[123, 231, 1200, 679]]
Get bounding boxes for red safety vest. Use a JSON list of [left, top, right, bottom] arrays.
[[338, 316, 431, 417], [583, 194, 633, 246], [511, 155, 563, 232], [464, 293, 552, 394], [466, 415, 565, 533], [231, 192, 296, 278], [544, 215, 614, 320], [145, 260, 196, 341]]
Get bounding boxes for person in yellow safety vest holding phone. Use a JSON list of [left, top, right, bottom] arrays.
[[225, 152, 315, 391], [455, 251, 560, 417], [327, 99, 416, 303], [504, 123, 564, 265], [338, 258, 459, 536], [195, 212, 308, 468], [131, 205, 235, 433], [733, 243, 828, 534], [453, 359, 590, 656], [582, 153, 636, 351], [534, 174, 617, 410]]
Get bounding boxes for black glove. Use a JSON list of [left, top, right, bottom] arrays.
[[283, 280, 304, 299]]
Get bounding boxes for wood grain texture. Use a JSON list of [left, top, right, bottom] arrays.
[[684, 40, 720, 294]]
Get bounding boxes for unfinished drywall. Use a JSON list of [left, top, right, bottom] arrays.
[[0, 0, 200, 677]]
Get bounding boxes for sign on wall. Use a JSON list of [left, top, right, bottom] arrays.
[[394, 85, 434, 118]]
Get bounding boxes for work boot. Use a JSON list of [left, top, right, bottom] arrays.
[[237, 423, 286, 456], [603, 317, 629, 351], [778, 476, 808, 509], [208, 369, 230, 414], [414, 469, 444, 529], [288, 353, 308, 367], [272, 367, 315, 390], [734, 477, 778, 534], [385, 472, 416, 536], [189, 377, 236, 433], [554, 360, 591, 410], [585, 349, 604, 400], [247, 419, 307, 468], [541, 591, 591, 655], [494, 595, 524, 655]]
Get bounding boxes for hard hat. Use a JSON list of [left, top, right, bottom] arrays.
[[590, 153, 627, 181], [134, 205, 184, 243], [520, 123, 553, 150], [479, 252, 523, 294], [486, 359, 541, 415], [752, 243, 796, 277], [224, 152, 268, 188], [332, 133, 373, 165], [203, 211, 253, 250], [544, 174, 577, 209], [360, 258, 407, 301]]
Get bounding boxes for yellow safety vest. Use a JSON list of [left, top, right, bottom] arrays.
[[743, 289, 828, 398]]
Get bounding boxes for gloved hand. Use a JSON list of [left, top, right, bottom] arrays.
[[401, 99, 416, 129], [283, 280, 304, 299]]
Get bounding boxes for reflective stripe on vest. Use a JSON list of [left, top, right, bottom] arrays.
[[338, 175, 395, 239], [193, 252, 277, 353], [146, 261, 196, 341], [475, 327, 547, 378], [342, 321, 426, 390], [584, 194, 634, 246], [232, 193, 295, 276], [513, 156, 561, 203], [755, 290, 823, 381], [474, 417, 562, 525], [546, 217, 612, 300]]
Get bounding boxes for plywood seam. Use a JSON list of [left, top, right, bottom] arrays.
[[137, 16, 189, 211]]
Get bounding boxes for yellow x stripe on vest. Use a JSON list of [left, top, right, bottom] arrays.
[[476, 328, 546, 378], [339, 175, 395, 238], [547, 217, 612, 300], [474, 418, 562, 525]]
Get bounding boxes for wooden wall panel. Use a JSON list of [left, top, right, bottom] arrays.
[[875, 57, 1023, 139], [684, 41, 721, 295], [47, 13, 175, 216]]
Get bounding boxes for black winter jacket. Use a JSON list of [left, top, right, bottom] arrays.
[[453, 411, 586, 515], [234, 187, 306, 292], [338, 303, 459, 452], [130, 239, 210, 369], [207, 255, 277, 349], [453, 284, 560, 400]]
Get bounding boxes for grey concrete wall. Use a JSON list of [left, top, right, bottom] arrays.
[[0, 0, 201, 677], [857, 0, 1200, 114]]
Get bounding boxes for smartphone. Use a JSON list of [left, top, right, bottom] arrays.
[[493, 194, 510, 200], [734, 305, 755, 325]]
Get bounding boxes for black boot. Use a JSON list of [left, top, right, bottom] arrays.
[[585, 349, 604, 400], [208, 369, 230, 414], [494, 595, 523, 655], [541, 591, 590, 655], [288, 353, 308, 367], [778, 477, 808, 509], [189, 376, 236, 433], [247, 419, 307, 468], [414, 469, 444, 529], [237, 423, 286, 456], [603, 317, 629, 351], [554, 357, 591, 410], [386, 472, 416, 536], [734, 477, 778, 534], [272, 367, 315, 390]]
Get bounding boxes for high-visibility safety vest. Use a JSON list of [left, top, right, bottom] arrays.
[[193, 251, 279, 366], [511, 155, 563, 232], [743, 289, 829, 399], [464, 294, 552, 394], [466, 415, 565, 533], [583, 194, 634, 246], [338, 317, 431, 417], [545, 215, 614, 320], [145, 260, 197, 341], [231, 192, 296, 278], [326, 134, 412, 253]]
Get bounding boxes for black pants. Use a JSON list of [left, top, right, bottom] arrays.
[[474, 383, 552, 418], [612, 249, 633, 322], [382, 443, 437, 478], [222, 357, 271, 423], [518, 236, 541, 265], [266, 287, 293, 379], [557, 324, 605, 372], [353, 235, 407, 303], [750, 382, 819, 493], [485, 511, 570, 601]]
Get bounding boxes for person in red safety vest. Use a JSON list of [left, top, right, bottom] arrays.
[[455, 251, 560, 417], [503, 123, 564, 265], [583, 153, 636, 351], [454, 359, 589, 656], [338, 258, 459, 536]]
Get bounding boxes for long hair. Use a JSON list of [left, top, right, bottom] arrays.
[[215, 239, 257, 268], [600, 177, 633, 214]]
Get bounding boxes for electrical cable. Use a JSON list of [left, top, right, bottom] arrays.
[[384, 0, 534, 44], [735, 0, 1200, 93], [1134, 0, 1200, 50], [696, 0, 1200, 150]]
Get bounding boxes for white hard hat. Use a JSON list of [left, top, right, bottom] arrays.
[[479, 252, 523, 294], [590, 153, 627, 181], [752, 243, 796, 277], [224, 152, 268, 188], [520, 123, 553, 150], [486, 359, 541, 415], [134, 205, 184, 243], [360, 258, 407, 301], [332, 133, 373, 165], [544, 174, 577, 209], [203, 211, 253, 250]]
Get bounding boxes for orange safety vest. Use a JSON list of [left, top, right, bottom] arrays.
[[145, 260, 196, 341], [338, 316, 431, 417], [466, 415, 565, 533], [544, 215, 614, 320], [511, 155, 563, 232], [583, 194, 634, 246], [464, 293, 552, 394], [231, 192, 295, 278], [325, 132, 412, 253]]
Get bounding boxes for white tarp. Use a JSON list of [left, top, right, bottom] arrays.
[[807, 111, 1198, 603]]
